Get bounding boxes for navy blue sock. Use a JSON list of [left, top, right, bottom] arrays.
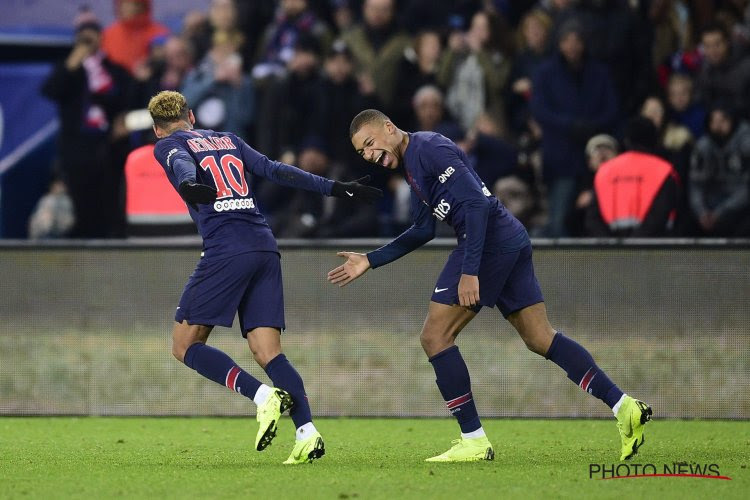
[[264, 354, 312, 428], [184, 342, 262, 401], [429, 345, 482, 433], [545, 332, 623, 408]]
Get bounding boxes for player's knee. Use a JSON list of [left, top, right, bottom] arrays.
[[172, 341, 186, 363], [250, 346, 281, 369], [521, 328, 555, 356], [420, 330, 452, 357]]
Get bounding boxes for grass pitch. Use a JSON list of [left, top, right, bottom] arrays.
[[1, 418, 747, 499]]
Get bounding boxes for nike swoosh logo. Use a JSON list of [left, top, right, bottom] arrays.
[[345, 191, 354, 197], [434, 287, 449, 293]]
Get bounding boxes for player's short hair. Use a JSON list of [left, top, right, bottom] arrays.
[[349, 109, 390, 139], [148, 91, 190, 129]]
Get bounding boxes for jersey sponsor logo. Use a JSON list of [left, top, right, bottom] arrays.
[[214, 197, 255, 212], [165, 148, 178, 167], [433, 199, 451, 220], [438, 166, 455, 183]]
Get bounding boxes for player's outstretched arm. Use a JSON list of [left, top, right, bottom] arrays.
[[327, 252, 371, 287]]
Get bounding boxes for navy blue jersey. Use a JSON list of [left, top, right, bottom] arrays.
[[153, 129, 333, 259], [368, 132, 528, 274]]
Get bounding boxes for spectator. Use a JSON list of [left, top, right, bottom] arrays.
[[255, 34, 327, 173], [412, 85, 463, 141], [391, 30, 443, 130], [689, 104, 750, 237], [41, 16, 133, 238], [573, 133, 619, 229], [133, 35, 195, 106], [101, 0, 169, 75], [530, 18, 618, 237], [640, 95, 693, 179], [181, 30, 254, 137], [572, 0, 654, 116], [27, 179, 75, 239], [342, 0, 412, 110], [667, 72, 706, 138], [508, 8, 553, 137], [438, 9, 514, 133], [457, 113, 519, 192], [321, 39, 380, 167], [586, 117, 680, 237], [252, 0, 332, 82], [695, 22, 750, 118]]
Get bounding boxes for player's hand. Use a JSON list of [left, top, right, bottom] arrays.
[[178, 181, 218, 205], [458, 274, 480, 308], [331, 176, 383, 204], [327, 252, 371, 287]]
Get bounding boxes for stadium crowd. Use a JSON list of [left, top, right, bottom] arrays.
[[35, 0, 750, 238]]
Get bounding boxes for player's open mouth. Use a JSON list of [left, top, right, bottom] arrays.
[[376, 152, 393, 167]]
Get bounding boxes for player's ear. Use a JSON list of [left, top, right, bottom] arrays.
[[152, 124, 163, 139], [188, 109, 196, 126]]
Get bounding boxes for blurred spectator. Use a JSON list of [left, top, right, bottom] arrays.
[[667, 72, 706, 138], [530, 18, 618, 237], [640, 95, 693, 179], [342, 0, 412, 110], [391, 30, 443, 130], [508, 8, 553, 137], [573, 0, 654, 116], [573, 133, 619, 228], [400, 0, 484, 32], [695, 22, 750, 118], [411, 85, 463, 140], [231, 0, 277, 62], [586, 117, 680, 237], [458, 113, 519, 191], [321, 39, 380, 167], [438, 9, 514, 133], [255, 34, 327, 166], [132, 35, 195, 106], [101, 0, 169, 74], [331, 0, 356, 35], [689, 104, 750, 237], [252, 0, 332, 81], [27, 179, 75, 239], [41, 16, 134, 237], [181, 30, 254, 137], [494, 176, 537, 229]]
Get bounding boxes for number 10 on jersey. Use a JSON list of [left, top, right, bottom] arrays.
[[199, 154, 249, 199]]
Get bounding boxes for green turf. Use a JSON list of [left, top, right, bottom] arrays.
[[1, 418, 747, 499]]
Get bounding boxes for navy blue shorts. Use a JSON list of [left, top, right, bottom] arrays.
[[175, 251, 285, 336], [431, 243, 544, 317]]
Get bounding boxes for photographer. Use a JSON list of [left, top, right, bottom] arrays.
[[41, 16, 134, 237]]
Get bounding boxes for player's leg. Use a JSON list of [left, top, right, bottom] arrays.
[[239, 251, 324, 464], [421, 301, 494, 462], [172, 320, 272, 409], [500, 244, 651, 460], [247, 327, 323, 463], [174, 253, 283, 451]]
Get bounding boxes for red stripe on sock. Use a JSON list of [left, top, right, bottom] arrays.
[[446, 392, 473, 409], [226, 366, 241, 392], [579, 368, 596, 391]]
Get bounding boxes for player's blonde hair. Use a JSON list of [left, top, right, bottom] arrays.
[[148, 90, 189, 129]]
